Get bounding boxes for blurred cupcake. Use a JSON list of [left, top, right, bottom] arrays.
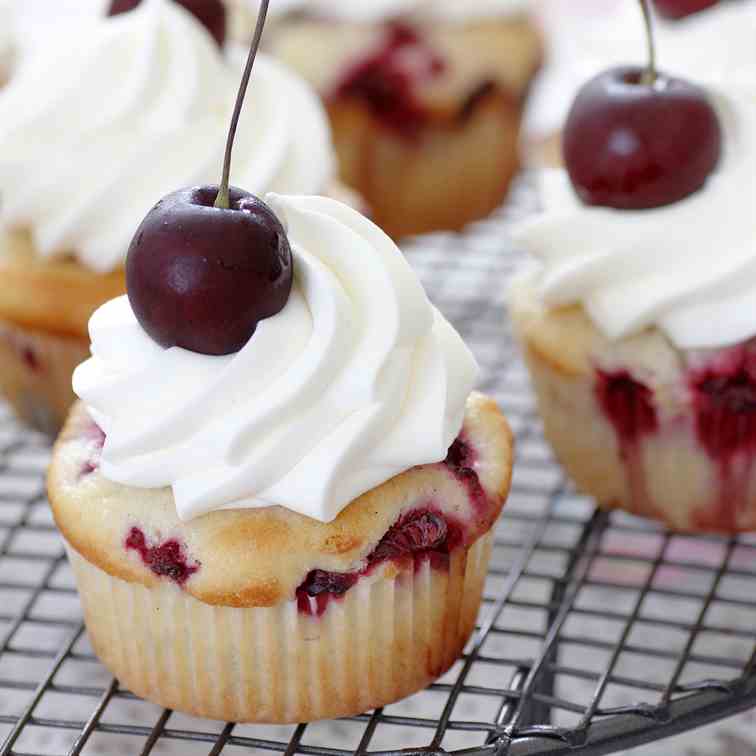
[[0, 1, 14, 85], [49, 194, 514, 722], [511, 79, 756, 533], [527, 0, 756, 158], [0, 0, 345, 434], [239, 0, 543, 238]]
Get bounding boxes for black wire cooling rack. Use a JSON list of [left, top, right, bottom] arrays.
[[0, 186, 754, 755]]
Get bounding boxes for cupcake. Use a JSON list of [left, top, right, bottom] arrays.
[[48, 191, 514, 722], [243, 0, 543, 238], [510, 14, 756, 534], [0, 0, 346, 435], [526, 0, 756, 158]]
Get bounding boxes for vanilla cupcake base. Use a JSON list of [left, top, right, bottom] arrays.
[[0, 320, 88, 435], [66, 533, 492, 723]]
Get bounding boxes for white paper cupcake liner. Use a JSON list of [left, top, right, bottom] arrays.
[[65, 531, 493, 723]]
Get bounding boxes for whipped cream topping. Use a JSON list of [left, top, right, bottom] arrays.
[[246, 0, 530, 23], [0, 0, 335, 273], [528, 0, 756, 136], [516, 86, 756, 351], [73, 195, 478, 523]]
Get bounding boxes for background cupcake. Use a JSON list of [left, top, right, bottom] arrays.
[[49, 193, 514, 722], [236, 0, 543, 238], [0, 0, 343, 434], [511, 72, 756, 533]]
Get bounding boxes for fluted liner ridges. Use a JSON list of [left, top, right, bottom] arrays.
[[65, 532, 493, 723]]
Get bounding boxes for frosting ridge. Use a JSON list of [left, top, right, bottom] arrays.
[[73, 194, 478, 522]]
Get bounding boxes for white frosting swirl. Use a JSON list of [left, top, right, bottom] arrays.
[[0, 0, 335, 273], [516, 86, 756, 351], [73, 195, 478, 523], [246, 0, 530, 23]]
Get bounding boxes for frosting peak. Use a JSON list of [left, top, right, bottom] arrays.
[[0, 0, 335, 272], [73, 195, 478, 522], [516, 86, 756, 351]]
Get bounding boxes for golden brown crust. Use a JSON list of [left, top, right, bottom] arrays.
[[509, 276, 595, 377], [0, 230, 125, 338], [48, 392, 513, 607]]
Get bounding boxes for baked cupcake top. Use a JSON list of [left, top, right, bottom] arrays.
[[516, 85, 755, 352], [73, 194, 479, 523], [50, 391, 510, 606], [0, 0, 335, 273]]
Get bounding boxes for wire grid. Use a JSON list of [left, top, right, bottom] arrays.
[[0, 183, 754, 755]]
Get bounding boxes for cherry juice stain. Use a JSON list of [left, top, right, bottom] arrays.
[[595, 370, 658, 447], [296, 508, 452, 617], [334, 23, 445, 138], [594, 369, 659, 515], [125, 527, 200, 586], [689, 351, 756, 530]]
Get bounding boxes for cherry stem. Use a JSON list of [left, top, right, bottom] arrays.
[[215, 0, 270, 210], [639, 0, 657, 85]]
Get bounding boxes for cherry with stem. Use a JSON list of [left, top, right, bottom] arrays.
[[126, 0, 294, 357], [638, 0, 657, 86], [561, 0, 722, 210]]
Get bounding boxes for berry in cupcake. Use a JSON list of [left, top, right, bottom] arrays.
[[0, 0, 347, 434], [236, 0, 543, 238], [510, 1, 756, 533], [48, 3, 515, 721]]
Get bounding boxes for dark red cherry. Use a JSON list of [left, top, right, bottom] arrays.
[[653, 0, 719, 19], [563, 66, 721, 210], [108, 0, 227, 47], [126, 186, 293, 356]]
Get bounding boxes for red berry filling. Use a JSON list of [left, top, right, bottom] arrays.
[[688, 353, 756, 531], [296, 509, 456, 616], [691, 363, 756, 461], [333, 23, 445, 138], [595, 370, 658, 448], [79, 422, 106, 478], [444, 435, 487, 513], [125, 527, 200, 586]]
